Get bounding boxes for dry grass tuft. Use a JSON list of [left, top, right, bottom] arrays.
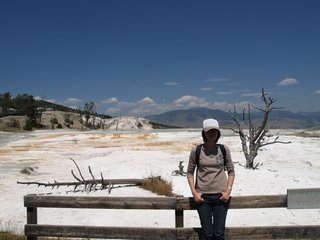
[[0, 232, 25, 240], [111, 133, 121, 139], [137, 133, 157, 139], [141, 175, 173, 196], [0, 232, 66, 240]]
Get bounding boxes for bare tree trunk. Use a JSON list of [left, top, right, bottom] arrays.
[[230, 89, 290, 169]]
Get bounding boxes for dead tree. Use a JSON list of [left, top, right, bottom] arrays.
[[230, 89, 290, 169], [172, 161, 187, 176]]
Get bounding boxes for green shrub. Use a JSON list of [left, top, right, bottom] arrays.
[[50, 118, 58, 124], [9, 118, 20, 128], [64, 115, 74, 128], [23, 119, 33, 131]]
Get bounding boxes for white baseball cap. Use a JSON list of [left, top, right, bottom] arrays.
[[203, 118, 220, 132]]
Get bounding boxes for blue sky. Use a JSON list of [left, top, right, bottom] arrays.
[[1, 0, 320, 116]]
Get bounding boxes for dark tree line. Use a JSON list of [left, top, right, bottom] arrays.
[[0, 92, 41, 130]]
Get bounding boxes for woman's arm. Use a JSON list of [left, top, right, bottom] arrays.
[[187, 174, 203, 203], [220, 175, 235, 202]]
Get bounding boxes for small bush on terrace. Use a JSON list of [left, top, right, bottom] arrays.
[[23, 119, 33, 131], [141, 175, 173, 196], [50, 118, 58, 125], [0, 232, 25, 240], [8, 118, 20, 128]]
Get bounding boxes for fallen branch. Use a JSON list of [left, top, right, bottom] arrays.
[[17, 158, 145, 194]]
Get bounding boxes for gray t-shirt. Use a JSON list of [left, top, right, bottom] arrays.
[[187, 144, 235, 194]]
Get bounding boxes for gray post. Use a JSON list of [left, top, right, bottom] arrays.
[[26, 206, 37, 240]]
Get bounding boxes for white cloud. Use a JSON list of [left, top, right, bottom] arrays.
[[130, 107, 154, 115], [99, 94, 257, 117], [174, 95, 201, 104], [173, 95, 210, 109], [216, 92, 232, 95], [117, 101, 133, 108], [230, 101, 257, 112], [164, 81, 179, 86], [210, 101, 246, 111], [137, 97, 155, 105], [241, 92, 261, 97], [277, 78, 299, 87], [200, 87, 213, 91], [105, 107, 121, 114], [314, 90, 320, 94], [64, 98, 82, 104], [205, 78, 227, 82], [101, 97, 118, 104]]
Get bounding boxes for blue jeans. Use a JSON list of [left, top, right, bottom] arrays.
[[196, 193, 229, 240]]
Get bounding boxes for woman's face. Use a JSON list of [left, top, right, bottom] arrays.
[[205, 129, 219, 142]]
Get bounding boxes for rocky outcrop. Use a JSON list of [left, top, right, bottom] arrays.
[[0, 110, 153, 131]]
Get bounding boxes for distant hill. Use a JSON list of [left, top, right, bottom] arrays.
[[0, 96, 175, 131], [37, 99, 114, 120], [144, 107, 320, 129], [145, 107, 233, 128]]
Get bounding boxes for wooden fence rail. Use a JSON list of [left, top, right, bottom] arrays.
[[24, 194, 320, 240]]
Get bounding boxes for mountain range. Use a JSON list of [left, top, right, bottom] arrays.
[[2, 92, 320, 130], [144, 107, 320, 129]]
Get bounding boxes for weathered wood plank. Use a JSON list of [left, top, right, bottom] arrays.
[[176, 197, 195, 210], [176, 227, 201, 240], [25, 224, 177, 240], [228, 195, 288, 209], [177, 226, 320, 239], [176, 195, 287, 210], [24, 195, 176, 209], [26, 225, 320, 240], [25, 194, 287, 210]]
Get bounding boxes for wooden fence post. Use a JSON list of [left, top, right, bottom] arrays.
[[26, 207, 37, 240], [175, 209, 184, 228], [175, 196, 184, 228], [25, 194, 38, 240]]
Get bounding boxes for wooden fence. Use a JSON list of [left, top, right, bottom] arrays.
[[24, 193, 320, 240]]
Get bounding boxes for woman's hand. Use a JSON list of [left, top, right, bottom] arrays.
[[220, 191, 231, 202], [193, 191, 204, 203]]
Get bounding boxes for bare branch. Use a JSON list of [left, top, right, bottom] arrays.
[[88, 166, 95, 180], [71, 169, 81, 182], [260, 138, 291, 147], [70, 158, 85, 181], [100, 172, 104, 190]]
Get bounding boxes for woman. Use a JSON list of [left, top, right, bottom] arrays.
[[187, 118, 235, 240]]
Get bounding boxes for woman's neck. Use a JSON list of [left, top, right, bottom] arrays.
[[204, 141, 217, 148]]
